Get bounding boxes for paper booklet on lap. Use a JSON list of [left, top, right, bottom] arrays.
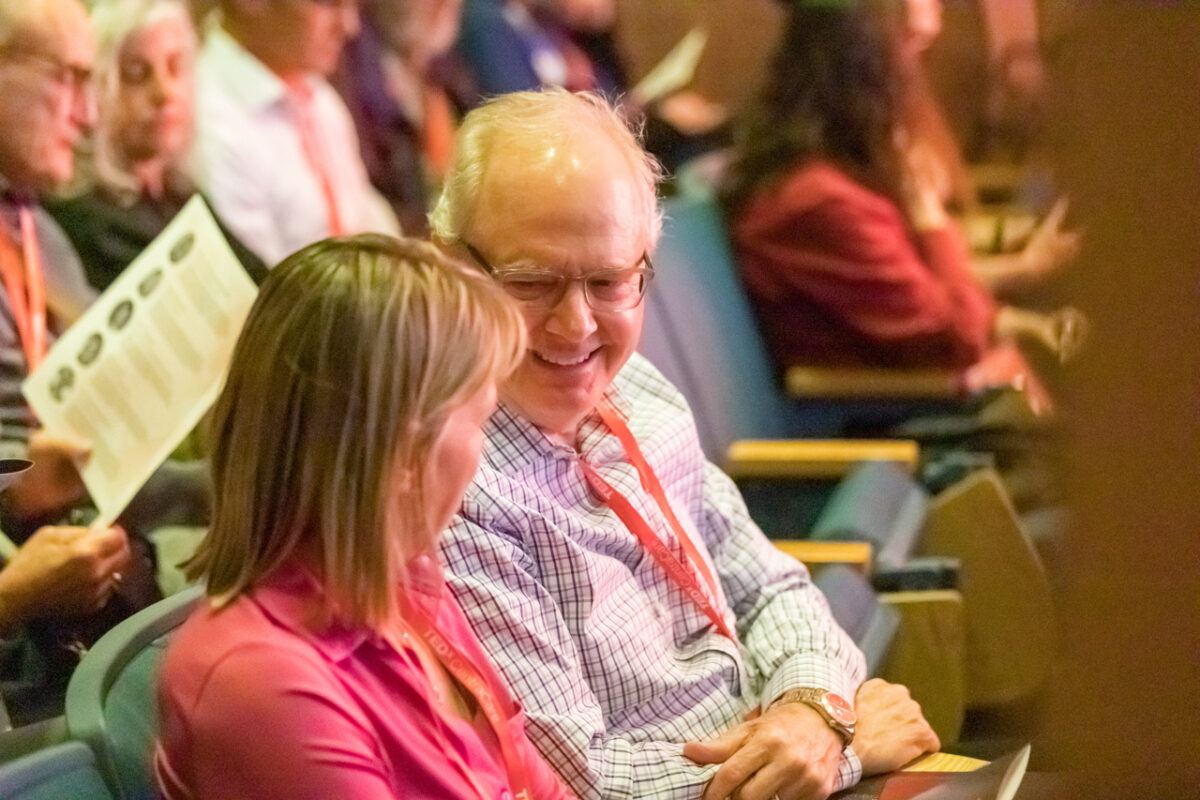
[[23, 195, 258, 526], [832, 744, 1031, 800]]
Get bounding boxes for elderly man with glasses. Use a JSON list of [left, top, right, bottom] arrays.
[[431, 88, 940, 800]]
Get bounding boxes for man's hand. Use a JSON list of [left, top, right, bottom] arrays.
[[0, 525, 131, 631], [853, 679, 940, 777], [684, 701, 843, 800], [3, 430, 91, 519]]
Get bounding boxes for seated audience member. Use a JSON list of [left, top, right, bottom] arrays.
[[0, 519, 135, 726], [334, 0, 475, 236], [0, 0, 202, 724], [155, 235, 571, 800], [430, 89, 939, 800], [455, 0, 728, 172], [48, 0, 266, 293], [190, 0, 399, 267], [724, 0, 1079, 377]]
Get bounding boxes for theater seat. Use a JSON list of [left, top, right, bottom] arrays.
[[65, 585, 203, 800], [777, 553, 965, 743], [640, 182, 920, 534], [0, 740, 113, 799]]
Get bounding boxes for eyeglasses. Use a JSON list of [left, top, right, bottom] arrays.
[[1, 48, 93, 96], [463, 242, 654, 312], [306, 0, 361, 11]]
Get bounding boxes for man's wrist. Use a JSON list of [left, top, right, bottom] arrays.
[[769, 687, 857, 747]]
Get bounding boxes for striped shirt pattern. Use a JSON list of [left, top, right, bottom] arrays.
[[441, 354, 866, 800]]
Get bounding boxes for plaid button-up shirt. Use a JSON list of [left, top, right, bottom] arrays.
[[442, 354, 866, 800]]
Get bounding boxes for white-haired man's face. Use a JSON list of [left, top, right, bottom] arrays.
[[0, 0, 95, 192], [463, 132, 651, 445]]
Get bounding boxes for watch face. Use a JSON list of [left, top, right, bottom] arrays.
[[825, 692, 856, 725]]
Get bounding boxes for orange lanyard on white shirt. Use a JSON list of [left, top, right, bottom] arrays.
[[286, 84, 344, 237], [581, 398, 736, 642], [0, 207, 47, 371]]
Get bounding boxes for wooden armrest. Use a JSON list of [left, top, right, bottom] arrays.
[[773, 540, 874, 572], [969, 162, 1026, 204], [879, 589, 966, 744], [725, 439, 919, 480], [785, 366, 965, 400]]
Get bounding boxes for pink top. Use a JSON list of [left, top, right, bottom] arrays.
[[732, 160, 996, 370], [154, 560, 571, 800]]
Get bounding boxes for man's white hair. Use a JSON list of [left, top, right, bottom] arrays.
[[430, 88, 664, 249]]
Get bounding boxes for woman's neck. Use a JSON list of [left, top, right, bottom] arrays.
[[390, 616, 477, 721], [131, 158, 170, 201]]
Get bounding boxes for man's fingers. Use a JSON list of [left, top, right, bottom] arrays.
[[702, 741, 768, 800], [89, 525, 128, 556], [30, 430, 92, 460], [740, 760, 828, 800], [684, 725, 749, 766]]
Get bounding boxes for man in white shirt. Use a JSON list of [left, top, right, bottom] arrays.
[[192, 0, 399, 267]]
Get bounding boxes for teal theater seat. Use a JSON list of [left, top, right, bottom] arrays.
[[0, 740, 113, 799], [65, 585, 203, 800]]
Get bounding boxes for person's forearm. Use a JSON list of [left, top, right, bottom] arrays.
[[524, 720, 716, 800], [971, 250, 1039, 293]]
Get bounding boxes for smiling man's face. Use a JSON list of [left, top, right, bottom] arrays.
[[465, 131, 650, 444]]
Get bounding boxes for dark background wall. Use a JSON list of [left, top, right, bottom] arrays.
[[1049, 5, 1200, 798]]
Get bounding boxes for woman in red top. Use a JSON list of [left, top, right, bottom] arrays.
[[155, 235, 572, 800], [725, 0, 1079, 378]]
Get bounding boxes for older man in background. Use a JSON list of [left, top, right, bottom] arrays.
[[432, 89, 939, 800], [192, 0, 399, 266], [0, 0, 139, 727]]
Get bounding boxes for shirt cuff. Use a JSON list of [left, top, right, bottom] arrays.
[[761, 652, 861, 711], [836, 745, 864, 791]]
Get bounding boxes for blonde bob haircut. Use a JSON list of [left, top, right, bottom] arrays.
[[429, 87, 665, 249], [187, 234, 526, 628], [88, 0, 197, 199]]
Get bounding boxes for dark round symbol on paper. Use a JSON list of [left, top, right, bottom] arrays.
[[137, 268, 163, 298], [170, 232, 195, 263], [49, 366, 75, 402], [77, 332, 102, 366], [108, 299, 134, 331]]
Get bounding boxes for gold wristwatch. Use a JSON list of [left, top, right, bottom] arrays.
[[774, 687, 857, 747]]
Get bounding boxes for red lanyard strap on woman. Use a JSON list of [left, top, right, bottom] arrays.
[[398, 601, 534, 800], [0, 208, 47, 371], [582, 398, 736, 642]]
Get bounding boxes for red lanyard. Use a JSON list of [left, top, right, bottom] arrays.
[[581, 398, 736, 642], [396, 598, 533, 800], [286, 84, 344, 237], [0, 208, 47, 371]]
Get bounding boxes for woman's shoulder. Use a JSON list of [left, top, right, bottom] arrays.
[[161, 590, 337, 705], [735, 159, 903, 237]]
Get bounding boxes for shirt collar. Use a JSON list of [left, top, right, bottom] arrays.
[[203, 26, 319, 112], [248, 559, 372, 663], [481, 370, 636, 473]]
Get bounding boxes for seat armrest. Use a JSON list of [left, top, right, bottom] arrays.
[[870, 556, 960, 593], [772, 540, 874, 572], [878, 589, 966, 743], [785, 366, 965, 400], [724, 439, 919, 480]]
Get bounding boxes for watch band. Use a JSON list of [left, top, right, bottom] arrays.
[[772, 687, 857, 747]]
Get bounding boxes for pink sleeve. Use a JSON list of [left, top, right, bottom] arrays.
[[179, 643, 397, 800]]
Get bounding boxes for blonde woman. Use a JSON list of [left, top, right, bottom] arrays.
[[154, 235, 571, 800]]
